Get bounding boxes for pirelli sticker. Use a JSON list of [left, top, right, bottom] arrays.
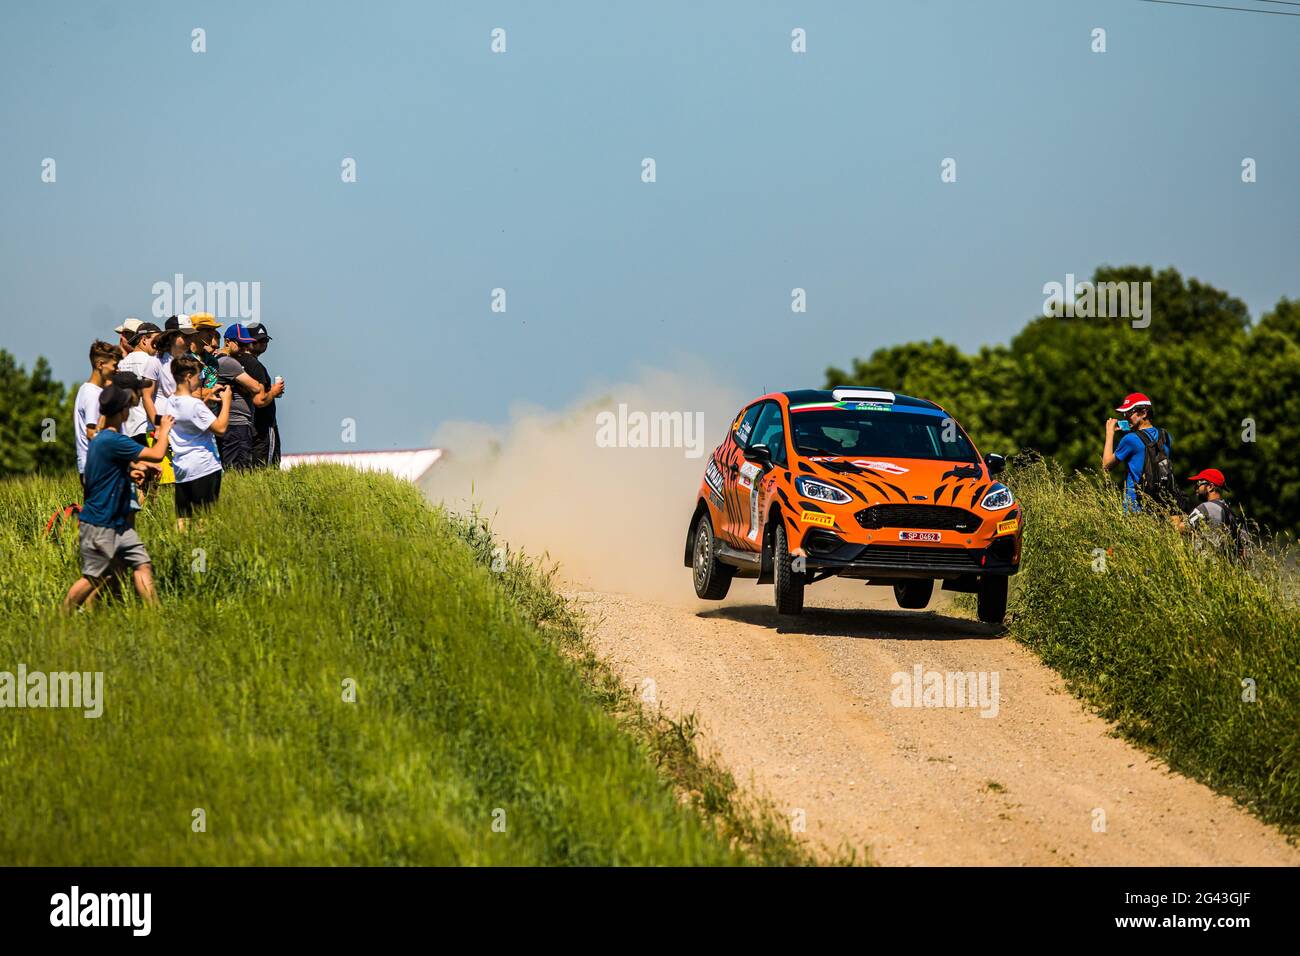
[[800, 510, 835, 528], [996, 518, 1019, 535]]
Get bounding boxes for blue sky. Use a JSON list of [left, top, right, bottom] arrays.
[[2, 0, 1296, 453]]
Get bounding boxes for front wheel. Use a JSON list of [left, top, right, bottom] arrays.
[[692, 514, 733, 600], [977, 575, 1008, 625], [773, 524, 805, 615], [893, 579, 934, 609]]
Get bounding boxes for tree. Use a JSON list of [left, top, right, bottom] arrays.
[[825, 267, 1300, 532], [0, 349, 76, 478]]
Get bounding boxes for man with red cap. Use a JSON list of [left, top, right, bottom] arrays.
[[1175, 468, 1240, 551], [1102, 392, 1175, 511]]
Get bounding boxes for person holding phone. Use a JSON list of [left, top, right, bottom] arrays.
[[1102, 392, 1175, 511], [167, 354, 232, 530]]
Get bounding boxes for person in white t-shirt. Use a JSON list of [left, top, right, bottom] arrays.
[[115, 322, 164, 444], [73, 340, 122, 494], [167, 354, 232, 530]]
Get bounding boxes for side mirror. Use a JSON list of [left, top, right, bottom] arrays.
[[745, 443, 773, 467], [984, 453, 1006, 476]]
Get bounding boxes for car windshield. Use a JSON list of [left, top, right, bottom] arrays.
[[790, 407, 978, 462]]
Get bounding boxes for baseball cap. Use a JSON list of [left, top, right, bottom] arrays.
[[1115, 392, 1153, 413], [164, 314, 197, 333], [112, 369, 150, 390], [1188, 468, 1226, 488], [248, 321, 272, 341], [98, 385, 136, 417], [189, 312, 220, 329], [157, 315, 198, 350], [224, 323, 257, 344], [114, 317, 144, 335]]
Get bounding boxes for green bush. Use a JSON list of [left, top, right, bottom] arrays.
[[991, 461, 1300, 831]]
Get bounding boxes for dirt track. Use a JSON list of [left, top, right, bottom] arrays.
[[572, 580, 1298, 866]]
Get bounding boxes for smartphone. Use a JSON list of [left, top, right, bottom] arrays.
[[1116, 419, 1131, 432]]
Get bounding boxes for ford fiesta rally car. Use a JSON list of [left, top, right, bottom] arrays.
[[684, 387, 1021, 625]]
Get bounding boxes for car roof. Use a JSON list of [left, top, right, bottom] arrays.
[[779, 388, 943, 411]]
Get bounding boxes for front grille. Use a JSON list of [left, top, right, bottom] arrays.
[[853, 545, 981, 572], [855, 504, 981, 532]]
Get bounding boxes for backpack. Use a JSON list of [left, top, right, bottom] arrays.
[[44, 503, 81, 537], [1203, 498, 1252, 563], [1131, 427, 1179, 508]]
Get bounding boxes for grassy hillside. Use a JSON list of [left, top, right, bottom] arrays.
[[972, 462, 1300, 833], [0, 466, 811, 865]]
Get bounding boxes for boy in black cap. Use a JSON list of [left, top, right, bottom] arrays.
[[62, 387, 174, 611]]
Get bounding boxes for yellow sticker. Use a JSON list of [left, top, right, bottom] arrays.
[[800, 510, 835, 527], [997, 518, 1018, 535]]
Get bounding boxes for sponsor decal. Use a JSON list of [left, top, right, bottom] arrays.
[[737, 419, 753, 444], [709, 490, 725, 509], [704, 459, 725, 496], [996, 518, 1018, 535], [848, 460, 909, 475], [791, 400, 894, 413], [738, 463, 764, 541], [800, 510, 835, 527], [899, 530, 941, 542], [806, 456, 910, 476]]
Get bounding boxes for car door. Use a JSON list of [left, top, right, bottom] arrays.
[[718, 402, 765, 546], [727, 401, 785, 550], [737, 401, 787, 551]]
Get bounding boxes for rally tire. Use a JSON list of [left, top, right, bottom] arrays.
[[977, 575, 1008, 625], [692, 514, 733, 600], [893, 579, 934, 610], [773, 525, 805, 616]]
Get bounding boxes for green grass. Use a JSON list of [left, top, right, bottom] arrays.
[[0, 466, 818, 865], [969, 461, 1300, 834]]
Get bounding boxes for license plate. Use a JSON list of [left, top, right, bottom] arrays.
[[898, 531, 941, 542]]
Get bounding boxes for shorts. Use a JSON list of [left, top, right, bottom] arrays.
[[252, 423, 279, 469], [217, 423, 255, 471], [79, 523, 151, 579], [175, 470, 223, 518]]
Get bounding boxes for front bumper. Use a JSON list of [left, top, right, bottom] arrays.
[[799, 533, 1020, 579]]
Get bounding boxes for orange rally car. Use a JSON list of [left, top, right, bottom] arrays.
[[684, 387, 1021, 624]]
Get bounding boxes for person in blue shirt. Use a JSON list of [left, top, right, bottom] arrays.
[[1102, 391, 1172, 512], [63, 386, 173, 611]]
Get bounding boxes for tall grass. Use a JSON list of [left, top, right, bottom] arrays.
[[988, 461, 1300, 832], [0, 466, 815, 865]]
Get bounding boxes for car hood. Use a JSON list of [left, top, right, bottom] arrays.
[[793, 456, 998, 509]]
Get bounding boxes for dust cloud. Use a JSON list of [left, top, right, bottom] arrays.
[[421, 368, 745, 603]]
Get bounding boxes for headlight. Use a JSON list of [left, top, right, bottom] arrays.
[[980, 484, 1015, 510], [795, 476, 852, 505]]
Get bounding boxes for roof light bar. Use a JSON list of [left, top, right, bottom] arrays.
[[831, 388, 895, 403]]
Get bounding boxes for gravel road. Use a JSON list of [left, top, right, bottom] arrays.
[[573, 579, 1298, 866]]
